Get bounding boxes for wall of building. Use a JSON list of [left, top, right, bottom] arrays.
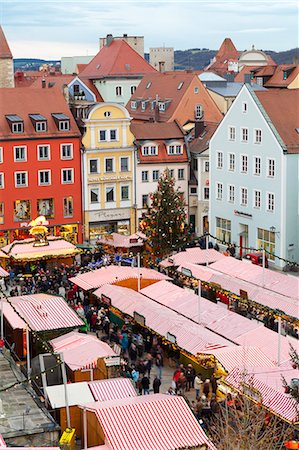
[[149, 47, 174, 72], [61, 55, 94, 74], [288, 73, 299, 89], [284, 154, 299, 263], [94, 78, 142, 105], [0, 58, 14, 88], [99, 35, 144, 57]]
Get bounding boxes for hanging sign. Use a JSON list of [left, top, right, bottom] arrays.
[[166, 332, 177, 344], [240, 289, 248, 300], [133, 311, 145, 326], [181, 267, 192, 277]]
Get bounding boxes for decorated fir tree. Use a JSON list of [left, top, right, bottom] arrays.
[[139, 169, 190, 257], [283, 344, 299, 404]]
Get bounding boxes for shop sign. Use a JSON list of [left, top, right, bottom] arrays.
[[104, 356, 121, 367], [88, 175, 132, 183], [166, 332, 177, 344], [133, 311, 146, 326], [241, 383, 262, 402], [89, 208, 130, 222], [101, 294, 111, 306], [181, 267, 192, 277], [234, 210, 252, 218], [240, 289, 248, 300]]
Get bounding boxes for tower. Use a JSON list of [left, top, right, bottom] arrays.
[[0, 25, 14, 88]]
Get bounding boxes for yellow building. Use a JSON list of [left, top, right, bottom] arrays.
[[82, 103, 136, 243]]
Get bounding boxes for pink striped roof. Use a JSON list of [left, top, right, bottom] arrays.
[[0, 266, 8, 277], [160, 248, 226, 268], [3, 294, 83, 331], [81, 394, 216, 450], [207, 346, 276, 372], [225, 367, 299, 423], [0, 250, 9, 259], [98, 232, 145, 248], [70, 265, 169, 291], [88, 378, 137, 402], [0, 434, 6, 447], [50, 331, 116, 370]]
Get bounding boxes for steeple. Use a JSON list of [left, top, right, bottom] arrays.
[[0, 25, 14, 87], [216, 38, 239, 61]]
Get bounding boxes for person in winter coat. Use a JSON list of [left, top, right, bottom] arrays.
[[141, 375, 150, 395], [185, 364, 196, 391], [203, 379, 213, 400], [194, 374, 203, 400], [153, 377, 161, 394]]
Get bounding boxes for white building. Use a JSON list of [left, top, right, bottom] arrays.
[[209, 85, 299, 267]]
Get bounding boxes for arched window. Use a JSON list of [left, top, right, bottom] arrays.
[[116, 86, 122, 96]]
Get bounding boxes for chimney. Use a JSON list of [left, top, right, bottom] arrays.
[[123, 33, 128, 37], [244, 73, 251, 84], [106, 34, 113, 46], [42, 78, 46, 88], [154, 94, 160, 122], [194, 120, 205, 138]]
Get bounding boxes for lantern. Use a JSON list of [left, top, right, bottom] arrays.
[[284, 441, 299, 449]]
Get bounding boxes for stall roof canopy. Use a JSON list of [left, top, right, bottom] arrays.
[[98, 232, 146, 248], [1, 236, 80, 261], [0, 267, 8, 277], [70, 265, 169, 291], [80, 394, 216, 450], [88, 378, 137, 402], [160, 248, 226, 268], [50, 331, 116, 370], [3, 294, 83, 331], [45, 382, 94, 409]]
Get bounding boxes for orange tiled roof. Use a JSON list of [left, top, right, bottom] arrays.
[[189, 121, 220, 154], [0, 26, 12, 58], [30, 74, 75, 89], [255, 89, 299, 153], [80, 39, 156, 79], [77, 63, 87, 74], [234, 65, 257, 82], [215, 38, 239, 61], [264, 64, 299, 87], [0, 88, 80, 140]]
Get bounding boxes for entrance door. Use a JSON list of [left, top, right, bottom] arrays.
[[203, 216, 209, 233], [189, 215, 196, 233], [239, 223, 248, 258]]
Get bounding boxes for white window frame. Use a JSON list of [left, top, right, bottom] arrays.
[[120, 184, 130, 201], [167, 143, 182, 155], [61, 168, 74, 184], [105, 185, 115, 203], [152, 170, 159, 181], [158, 102, 165, 111], [142, 144, 158, 156], [194, 87, 199, 94], [131, 101, 137, 110], [109, 129, 118, 142], [90, 187, 100, 204], [241, 127, 248, 143], [195, 104, 203, 119], [203, 187, 209, 200], [115, 86, 122, 97], [60, 143, 73, 160], [253, 156, 261, 176], [254, 128, 262, 144], [0, 173, 4, 189], [228, 153, 235, 171], [130, 85, 137, 95], [104, 157, 115, 173], [120, 156, 129, 172], [99, 129, 107, 142], [204, 161, 209, 172], [178, 168, 184, 180], [242, 102, 248, 113], [36, 121, 47, 132], [228, 184, 235, 203], [253, 189, 261, 209], [15, 171, 28, 187], [14, 145, 27, 162], [241, 154, 248, 174], [142, 171, 149, 182], [38, 169, 51, 186], [267, 158, 275, 178], [0, 147, 3, 164], [12, 122, 23, 133], [266, 192, 275, 212], [58, 120, 70, 131], [89, 158, 100, 174], [63, 196, 73, 218], [216, 182, 223, 200], [217, 151, 223, 169], [37, 144, 50, 161], [240, 187, 248, 206], [228, 126, 236, 141]]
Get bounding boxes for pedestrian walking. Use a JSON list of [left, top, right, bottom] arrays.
[[153, 376, 161, 394], [141, 375, 150, 395]]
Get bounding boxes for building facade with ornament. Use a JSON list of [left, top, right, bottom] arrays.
[[81, 103, 136, 243], [0, 88, 82, 246]]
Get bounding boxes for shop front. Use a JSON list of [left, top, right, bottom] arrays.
[[88, 209, 132, 244]]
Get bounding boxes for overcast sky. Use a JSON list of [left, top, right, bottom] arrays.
[[0, 0, 298, 59]]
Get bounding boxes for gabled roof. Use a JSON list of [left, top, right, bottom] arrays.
[[130, 120, 184, 140], [254, 89, 299, 153], [80, 39, 156, 79], [0, 26, 12, 59], [264, 64, 299, 87], [215, 37, 239, 61], [189, 121, 220, 154]]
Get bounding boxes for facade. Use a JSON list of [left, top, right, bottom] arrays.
[[209, 85, 299, 267], [61, 55, 95, 74], [99, 34, 144, 57], [238, 45, 274, 69], [82, 103, 136, 243], [130, 121, 189, 224], [0, 88, 82, 246], [0, 26, 14, 88], [149, 47, 174, 72]]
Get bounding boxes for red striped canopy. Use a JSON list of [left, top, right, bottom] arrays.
[[0, 434, 6, 448], [0, 267, 8, 277], [88, 378, 137, 402]]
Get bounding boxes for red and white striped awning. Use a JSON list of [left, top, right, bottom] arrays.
[[0, 266, 8, 277], [225, 366, 299, 423], [0, 434, 6, 448], [81, 394, 216, 450], [160, 248, 226, 268], [70, 265, 169, 291], [88, 378, 137, 402], [3, 294, 83, 331], [206, 346, 276, 372]]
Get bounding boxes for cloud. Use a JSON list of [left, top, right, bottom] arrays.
[[234, 27, 287, 33]]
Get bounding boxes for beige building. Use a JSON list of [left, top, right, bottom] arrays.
[[0, 26, 14, 88], [149, 47, 174, 72], [99, 34, 144, 57]]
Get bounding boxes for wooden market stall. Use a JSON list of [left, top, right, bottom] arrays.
[[97, 232, 147, 257]]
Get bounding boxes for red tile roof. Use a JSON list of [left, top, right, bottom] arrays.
[[30, 74, 75, 89], [255, 89, 299, 153], [264, 64, 299, 87], [234, 65, 256, 82], [80, 39, 156, 79], [215, 38, 239, 61], [0, 26, 12, 58], [189, 121, 220, 154], [0, 88, 80, 140]]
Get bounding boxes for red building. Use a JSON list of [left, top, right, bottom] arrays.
[[0, 88, 83, 245]]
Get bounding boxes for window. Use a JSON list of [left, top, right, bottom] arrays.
[[158, 102, 165, 111], [242, 102, 247, 113], [178, 168, 184, 180], [216, 217, 231, 244], [254, 190, 261, 209], [192, 158, 198, 171], [110, 129, 117, 141], [141, 101, 146, 110], [267, 192, 275, 212], [15, 171, 28, 187], [131, 101, 137, 110], [38, 145, 50, 160], [177, 82, 184, 90], [61, 144, 73, 159], [190, 187, 197, 195], [36, 121, 47, 132], [169, 169, 174, 178], [228, 185, 235, 203], [0, 202, 4, 224], [142, 171, 148, 182], [254, 157, 261, 175], [37, 198, 54, 218], [38, 170, 51, 186], [121, 185, 129, 201], [14, 200, 30, 221], [61, 169, 74, 184], [146, 82, 151, 89], [256, 77, 263, 86], [217, 152, 223, 169], [268, 159, 275, 177], [204, 161, 209, 172], [241, 128, 248, 142], [257, 228, 275, 261], [143, 145, 157, 156], [216, 182, 223, 200], [63, 196, 73, 218], [195, 104, 203, 119], [228, 153, 235, 171], [0, 173, 4, 189], [153, 170, 159, 181], [254, 129, 262, 144], [120, 157, 129, 172], [105, 186, 115, 202], [229, 126, 236, 141], [89, 159, 99, 173], [105, 158, 114, 172], [204, 187, 209, 200], [241, 155, 248, 173], [14, 146, 26, 162], [90, 188, 99, 203], [168, 144, 182, 155], [142, 195, 148, 208], [130, 86, 137, 95], [0, 147, 2, 163], [99, 130, 107, 141], [58, 120, 70, 131], [241, 187, 248, 206], [116, 86, 122, 97], [104, 111, 111, 118], [12, 122, 23, 133], [194, 87, 199, 94]]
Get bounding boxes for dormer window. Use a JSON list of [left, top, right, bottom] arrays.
[[52, 113, 70, 131], [131, 101, 137, 110], [168, 144, 182, 155], [141, 101, 148, 111], [283, 70, 287, 80], [158, 102, 165, 112], [29, 114, 47, 132], [6, 115, 24, 133], [142, 145, 158, 156]]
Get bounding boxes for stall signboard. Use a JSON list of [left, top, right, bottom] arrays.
[[104, 356, 121, 367], [209, 282, 221, 290], [241, 383, 262, 402], [101, 294, 111, 306], [240, 289, 248, 300], [167, 332, 177, 344], [181, 267, 192, 278], [134, 311, 146, 327]]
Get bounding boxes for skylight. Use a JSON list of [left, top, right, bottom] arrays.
[[146, 82, 152, 89], [177, 82, 184, 90]]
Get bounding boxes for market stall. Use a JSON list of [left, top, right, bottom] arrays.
[[97, 232, 146, 257]]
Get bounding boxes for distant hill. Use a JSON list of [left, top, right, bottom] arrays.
[[14, 58, 60, 71]]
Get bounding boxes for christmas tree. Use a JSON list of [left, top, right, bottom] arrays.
[[139, 169, 190, 256], [283, 344, 299, 403]]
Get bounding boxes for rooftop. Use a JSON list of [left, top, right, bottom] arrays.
[[208, 81, 266, 97], [0, 26, 12, 59]]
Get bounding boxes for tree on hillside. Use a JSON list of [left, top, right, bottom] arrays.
[[139, 169, 190, 257]]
